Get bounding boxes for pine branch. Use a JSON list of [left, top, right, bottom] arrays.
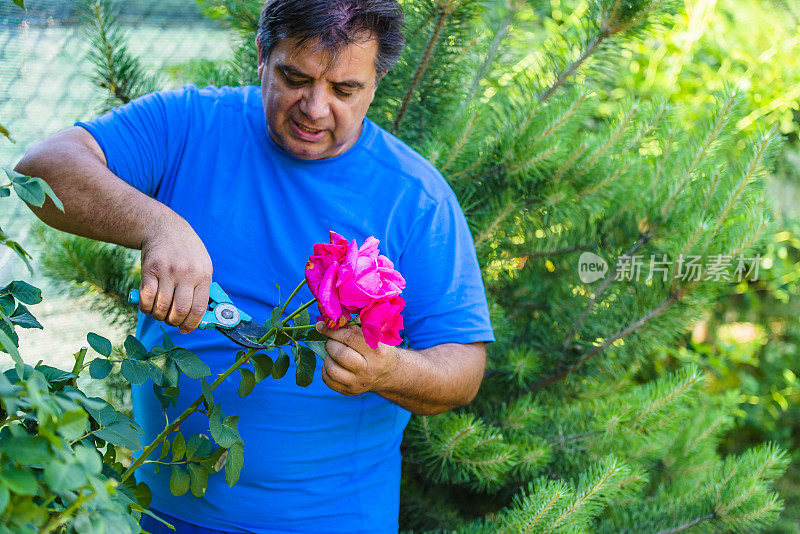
[[522, 244, 594, 259], [660, 90, 739, 219], [561, 233, 650, 354], [475, 198, 515, 248], [654, 513, 715, 534], [392, 0, 459, 132], [440, 107, 479, 173], [85, 0, 161, 109], [553, 141, 587, 182], [538, 33, 604, 103], [536, 287, 683, 390], [710, 130, 775, 232], [465, 4, 517, 102]]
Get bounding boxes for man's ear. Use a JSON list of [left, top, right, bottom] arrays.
[[374, 70, 387, 89], [256, 37, 264, 80]]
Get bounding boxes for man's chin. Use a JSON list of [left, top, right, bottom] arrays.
[[270, 129, 328, 160]]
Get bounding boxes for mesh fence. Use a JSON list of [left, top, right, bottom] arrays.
[[1, 0, 236, 373]]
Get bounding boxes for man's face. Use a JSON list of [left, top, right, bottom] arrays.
[[257, 35, 382, 160]]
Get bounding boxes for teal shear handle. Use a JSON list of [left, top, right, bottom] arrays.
[[127, 282, 270, 349]]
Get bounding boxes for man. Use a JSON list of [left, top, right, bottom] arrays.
[[15, 0, 494, 532]]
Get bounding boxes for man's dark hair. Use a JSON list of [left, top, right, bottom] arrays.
[[257, 0, 405, 80]]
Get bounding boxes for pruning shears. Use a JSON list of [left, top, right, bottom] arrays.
[[128, 282, 273, 350]]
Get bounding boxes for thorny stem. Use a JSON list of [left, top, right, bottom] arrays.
[[42, 490, 96, 533]]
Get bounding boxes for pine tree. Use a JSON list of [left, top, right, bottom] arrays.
[[38, 0, 790, 530]]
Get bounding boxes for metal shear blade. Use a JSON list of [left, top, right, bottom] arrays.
[[220, 320, 273, 350]]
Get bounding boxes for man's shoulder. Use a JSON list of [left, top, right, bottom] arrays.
[[363, 119, 454, 203]]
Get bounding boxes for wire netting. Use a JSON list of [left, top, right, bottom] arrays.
[[1, 0, 236, 371]]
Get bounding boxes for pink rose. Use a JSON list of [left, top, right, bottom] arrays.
[[305, 231, 350, 325], [305, 232, 406, 334], [337, 239, 406, 314], [359, 295, 405, 350]]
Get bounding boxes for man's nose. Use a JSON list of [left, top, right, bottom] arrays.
[[299, 86, 330, 122]]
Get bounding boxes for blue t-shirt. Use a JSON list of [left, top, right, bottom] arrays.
[[76, 83, 494, 533]]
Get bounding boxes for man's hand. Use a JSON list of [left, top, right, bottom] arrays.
[[137, 217, 213, 334], [316, 323, 398, 396]]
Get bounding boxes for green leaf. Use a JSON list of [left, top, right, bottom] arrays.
[[252, 353, 273, 382], [238, 368, 256, 398], [44, 461, 85, 493], [209, 404, 241, 448], [293, 307, 310, 327], [57, 409, 89, 440], [169, 465, 190, 496], [186, 433, 213, 460], [121, 359, 150, 385], [9, 304, 41, 329], [270, 307, 281, 328], [305, 328, 327, 342], [162, 330, 175, 350], [74, 445, 102, 476], [87, 333, 112, 357], [187, 464, 209, 497], [132, 481, 152, 509], [1, 280, 42, 304], [0, 124, 11, 140], [89, 358, 113, 379], [172, 433, 186, 462], [225, 442, 244, 488], [159, 439, 170, 460], [0, 327, 23, 369], [12, 177, 45, 206], [11, 0, 24, 10], [1, 467, 38, 495], [201, 378, 214, 408], [2, 436, 50, 465], [0, 485, 9, 516], [293, 344, 317, 387], [152, 384, 179, 409], [34, 364, 77, 386], [124, 335, 148, 360], [170, 348, 211, 378], [94, 421, 143, 451], [30, 176, 64, 212], [0, 293, 15, 315], [273, 348, 290, 379], [305, 340, 328, 360], [4, 240, 33, 275], [149, 354, 180, 387]]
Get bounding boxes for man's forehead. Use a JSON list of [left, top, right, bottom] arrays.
[[275, 35, 378, 76]]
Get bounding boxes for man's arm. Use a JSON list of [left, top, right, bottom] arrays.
[[14, 126, 212, 334], [316, 323, 487, 415]]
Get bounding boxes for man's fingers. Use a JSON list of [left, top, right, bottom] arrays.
[[138, 276, 159, 315], [180, 282, 211, 334], [151, 280, 176, 322], [322, 361, 353, 392], [166, 284, 194, 328]]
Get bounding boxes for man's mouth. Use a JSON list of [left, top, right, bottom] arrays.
[[293, 120, 324, 134]]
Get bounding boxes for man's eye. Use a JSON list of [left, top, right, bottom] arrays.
[[335, 88, 354, 98], [285, 78, 306, 87]]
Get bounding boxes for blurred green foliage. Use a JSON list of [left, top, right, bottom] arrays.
[[598, 0, 800, 529]]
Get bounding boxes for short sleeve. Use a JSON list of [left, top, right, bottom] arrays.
[[74, 83, 196, 197], [398, 193, 495, 350]]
